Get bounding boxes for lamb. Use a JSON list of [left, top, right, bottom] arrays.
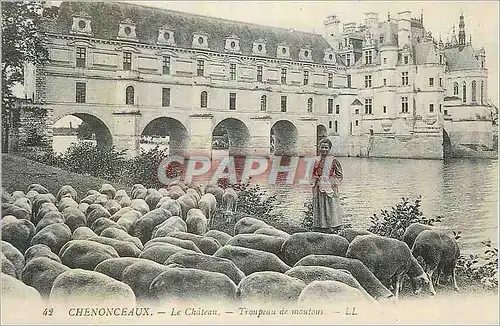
[[411, 230, 461, 295], [345, 234, 429, 298], [402, 223, 435, 249]]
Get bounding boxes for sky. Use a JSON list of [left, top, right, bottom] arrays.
[[44, 1, 499, 126]]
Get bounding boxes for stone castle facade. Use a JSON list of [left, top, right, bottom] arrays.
[[20, 2, 495, 159]]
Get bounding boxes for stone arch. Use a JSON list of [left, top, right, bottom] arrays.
[[51, 113, 113, 152], [212, 118, 250, 156], [271, 120, 298, 156], [443, 129, 452, 159], [141, 117, 188, 156], [316, 124, 328, 155]]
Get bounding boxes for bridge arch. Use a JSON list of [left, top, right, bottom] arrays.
[[141, 117, 188, 156], [271, 119, 298, 156], [212, 118, 250, 156], [51, 113, 113, 153]]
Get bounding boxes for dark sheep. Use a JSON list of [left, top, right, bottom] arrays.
[[234, 217, 273, 235], [1, 218, 36, 253], [138, 243, 191, 264], [121, 260, 170, 302], [87, 236, 142, 258], [339, 228, 374, 243], [236, 271, 306, 303], [30, 223, 72, 255], [59, 240, 119, 270], [1, 241, 25, 278], [165, 251, 246, 285], [214, 245, 291, 275], [411, 230, 461, 295], [49, 269, 135, 304], [62, 207, 87, 233], [150, 267, 237, 303], [227, 233, 285, 260], [94, 257, 148, 281], [24, 244, 61, 264], [144, 237, 202, 253], [167, 231, 221, 255], [205, 229, 233, 246], [295, 255, 394, 300], [345, 235, 430, 298], [403, 223, 435, 249], [21, 257, 70, 298], [281, 232, 349, 266]]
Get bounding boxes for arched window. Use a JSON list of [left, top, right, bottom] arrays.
[[200, 91, 208, 108], [480, 81, 484, 104], [453, 82, 459, 95], [260, 95, 267, 111], [125, 86, 134, 105], [462, 82, 466, 103], [307, 98, 313, 113], [471, 80, 477, 103]]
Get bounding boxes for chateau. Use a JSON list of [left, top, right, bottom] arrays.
[[20, 2, 495, 159]]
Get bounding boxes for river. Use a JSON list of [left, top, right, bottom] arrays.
[[53, 136, 498, 254]]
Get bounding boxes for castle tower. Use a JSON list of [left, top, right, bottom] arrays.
[[379, 22, 398, 67], [324, 15, 342, 51], [397, 11, 411, 48], [458, 12, 466, 46]]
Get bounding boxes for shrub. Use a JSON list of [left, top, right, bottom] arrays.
[[456, 240, 498, 289], [368, 196, 443, 240], [123, 145, 170, 188]]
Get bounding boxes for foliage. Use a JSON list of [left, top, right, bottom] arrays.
[[367, 196, 443, 240], [2, 1, 49, 148], [76, 121, 94, 140], [302, 201, 314, 229], [123, 145, 170, 188], [456, 240, 499, 289]]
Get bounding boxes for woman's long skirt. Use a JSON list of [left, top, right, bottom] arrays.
[[312, 185, 343, 229]]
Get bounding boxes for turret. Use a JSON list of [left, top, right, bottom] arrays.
[[397, 11, 411, 48], [324, 15, 342, 51], [379, 22, 398, 67], [458, 12, 466, 46]]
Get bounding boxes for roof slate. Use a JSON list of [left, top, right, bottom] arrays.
[[444, 44, 481, 71], [44, 1, 335, 65]]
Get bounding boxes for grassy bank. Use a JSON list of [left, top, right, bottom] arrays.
[[1, 154, 128, 196]]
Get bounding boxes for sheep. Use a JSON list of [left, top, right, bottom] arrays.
[[87, 236, 141, 258], [186, 188, 201, 203], [33, 202, 58, 225], [339, 228, 374, 243], [56, 185, 78, 202], [138, 243, 191, 264], [297, 280, 369, 305], [116, 210, 143, 232], [59, 240, 119, 270], [176, 194, 197, 220], [226, 233, 285, 260], [144, 236, 202, 253], [130, 199, 150, 215], [129, 208, 171, 244], [165, 251, 245, 285], [204, 184, 224, 205], [93, 194, 109, 206], [121, 260, 170, 302], [85, 204, 111, 227], [2, 253, 17, 278], [30, 223, 72, 255], [99, 184, 116, 199], [150, 267, 237, 303], [345, 235, 429, 298], [72, 226, 98, 241], [168, 185, 185, 200], [1, 218, 36, 253], [152, 216, 187, 238], [49, 269, 135, 305], [214, 245, 291, 275], [236, 271, 306, 304], [94, 257, 147, 281], [62, 207, 87, 233], [114, 189, 129, 201], [2, 273, 42, 306], [156, 197, 182, 217], [234, 216, 273, 235], [57, 196, 79, 212], [222, 187, 238, 223], [411, 230, 461, 295], [21, 257, 70, 298], [281, 232, 350, 266], [90, 217, 127, 235], [145, 190, 162, 211], [24, 244, 61, 264], [110, 207, 135, 222], [100, 227, 143, 250], [403, 223, 435, 249], [27, 183, 49, 194], [205, 229, 233, 246], [254, 227, 291, 240], [186, 208, 208, 235], [35, 210, 65, 234], [104, 199, 121, 215], [2, 203, 30, 220], [32, 193, 56, 217], [1, 241, 25, 279], [198, 193, 217, 227], [167, 231, 221, 255]]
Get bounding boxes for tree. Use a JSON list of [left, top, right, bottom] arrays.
[[76, 121, 94, 140], [2, 1, 49, 151]]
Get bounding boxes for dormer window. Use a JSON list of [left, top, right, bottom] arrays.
[[71, 13, 92, 36], [277, 44, 290, 59], [192, 32, 209, 49], [157, 25, 176, 45], [299, 48, 313, 62], [323, 49, 336, 64], [224, 34, 241, 53], [252, 39, 267, 56], [118, 19, 137, 41]]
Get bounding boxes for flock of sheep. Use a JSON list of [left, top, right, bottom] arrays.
[[1, 181, 461, 308]]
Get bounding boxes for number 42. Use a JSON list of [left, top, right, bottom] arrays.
[[43, 308, 54, 316]]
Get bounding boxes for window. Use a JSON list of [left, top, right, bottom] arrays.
[[327, 73, 333, 88], [429, 103, 434, 113], [281, 96, 287, 112], [229, 93, 236, 110], [76, 47, 86, 68], [281, 68, 287, 84], [230, 63, 236, 80], [383, 78, 387, 86], [123, 52, 132, 70], [197, 60, 204, 77], [355, 120, 359, 126], [335, 105, 340, 115], [307, 98, 313, 113], [346, 53, 351, 66], [404, 56, 409, 64], [401, 72, 409, 86], [125, 86, 134, 105], [453, 82, 459, 95], [329, 121, 332, 129], [328, 99, 334, 114], [347, 75, 351, 87], [334, 121, 338, 133], [444, 109, 448, 115], [162, 88, 170, 107], [364, 50, 372, 64], [303, 71, 309, 86], [429, 78, 434, 87], [257, 66, 263, 82], [200, 91, 208, 108], [440, 54, 443, 65], [383, 106, 387, 113], [260, 95, 267, 111], [401, 96, 409, 113], [481, 81, 484, 104], [383, 57, 387, 64], [462, 82, 466, 103], [355, 109, 359, 115], [163, 56, 171, 75], [75, 82, 86, 103], [439, 78, 443, 87], [364, 75, 372, 88], [364, 98, 373, 115], [439, 104, 442, 112], [471, 80, 477, 102]]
